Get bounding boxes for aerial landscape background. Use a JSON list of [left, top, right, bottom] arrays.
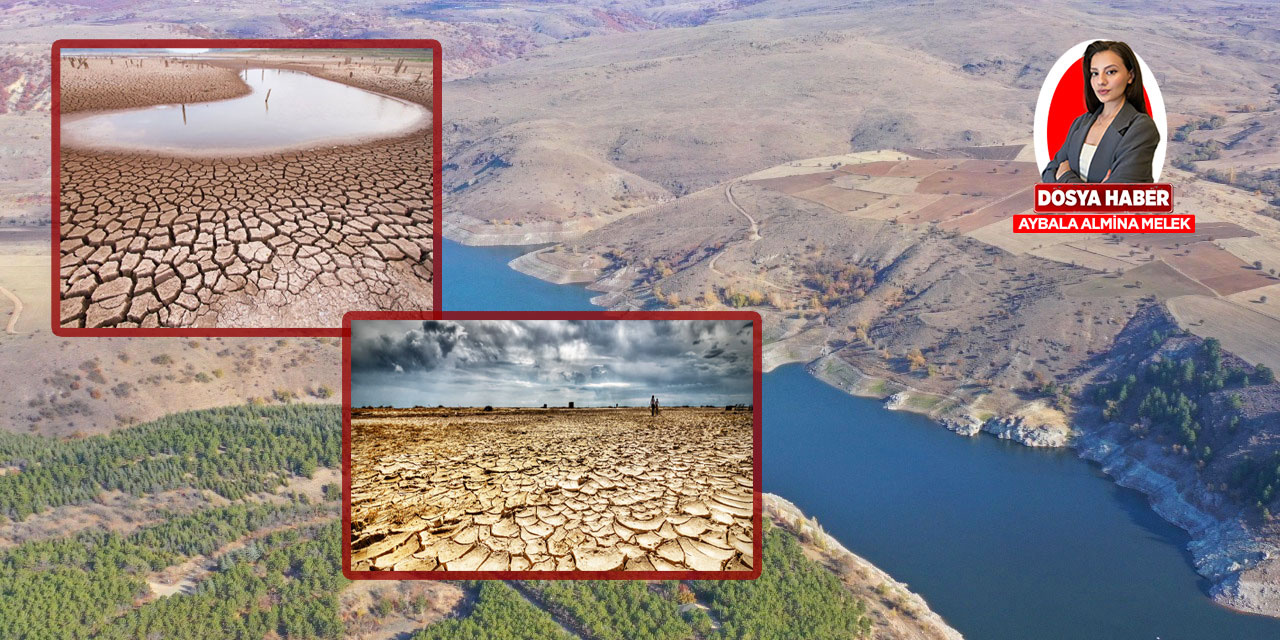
[[2, 1, 1280, 638]]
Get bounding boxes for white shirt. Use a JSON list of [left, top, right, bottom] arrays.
[[1079, 143, 1098, 181]]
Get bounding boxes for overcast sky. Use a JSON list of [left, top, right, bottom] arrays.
[[350, 319, 754, 408]]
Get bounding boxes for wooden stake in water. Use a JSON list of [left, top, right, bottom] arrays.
[[264, 89, 272, 104], [181, 104, 186, 125]]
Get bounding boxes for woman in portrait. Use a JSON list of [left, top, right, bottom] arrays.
[[1041, 40, 1160, 183]]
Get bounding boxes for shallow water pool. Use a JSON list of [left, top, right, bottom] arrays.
[[61, 68, 429, 156]]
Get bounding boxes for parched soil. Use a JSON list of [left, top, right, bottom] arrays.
[[350, 407, 754, 574], [1216, 236, 1280, 274], [748, 158, 1038, 236], [0, 488, 211, 550], [1168, 294, 1280, 371], [144, 510, 335, 600], [59, 136, 434, 328], [904, 194, 1000, 225], [0, 332, 341, 438], [938, 186, 1033, 234], [1064, 260, 1216, 300], [340, 580, 464, 640], [288, 60, 434, 109], [1226, 283, 1280, 321], [57, 57, 435, 328], [1165, 242, 1276, 296], [59, 58, 250, 113], [837, 161, 901, 177], [846, 159, 958, 179], [0, 253, 43, 334], [748, 172, 838, 195], [792, 184, 883, 213], [564, 151, 1144, 408], [1025, 242, 1136, 273], [916, 167, 1031, 196], [904, 145, 1025, 161]]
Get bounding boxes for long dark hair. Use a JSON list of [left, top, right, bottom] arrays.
[[1083, 40, 1147, 115]]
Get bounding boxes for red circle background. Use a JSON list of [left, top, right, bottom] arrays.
[[1046, 57, 1153, 165]]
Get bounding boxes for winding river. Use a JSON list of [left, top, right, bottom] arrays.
[[446, 238, 1280, 639]]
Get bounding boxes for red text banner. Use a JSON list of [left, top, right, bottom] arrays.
[[1013, 214, 1195, 234], [1034, 183, 1174, 213]]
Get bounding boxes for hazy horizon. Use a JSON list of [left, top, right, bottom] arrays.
[[350, 319, 754, 408], [353, 402, 751, 408]]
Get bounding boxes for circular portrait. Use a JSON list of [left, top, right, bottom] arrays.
[[1035, 39, 1167, 183]]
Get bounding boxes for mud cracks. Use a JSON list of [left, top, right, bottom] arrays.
[[58, 132, 434, 328], [350, 407, 755, 573]]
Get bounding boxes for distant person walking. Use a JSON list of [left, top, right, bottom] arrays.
[[650, 395, 660, 417]]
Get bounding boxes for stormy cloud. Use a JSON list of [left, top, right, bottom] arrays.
[[350, 319, 754, 408]]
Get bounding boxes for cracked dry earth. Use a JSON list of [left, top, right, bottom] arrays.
[[59, 135, 434, 328], [59, 60, 250, 113], [350, 407, 755, 573]]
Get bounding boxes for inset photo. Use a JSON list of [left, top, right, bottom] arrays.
[[54, 40, 439, 334], [343, 313, 760, 579]]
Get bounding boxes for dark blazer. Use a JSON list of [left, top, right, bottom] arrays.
[[1041, 100, 1160, 183]]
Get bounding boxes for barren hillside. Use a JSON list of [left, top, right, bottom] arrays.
[[443, 0, 1280, 242]]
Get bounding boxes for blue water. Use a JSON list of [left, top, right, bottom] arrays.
[[62, 67, 428, 156], [443, 238, 598, 311], [449, 238, 1280, 639], [765, 363, 1280, 640]]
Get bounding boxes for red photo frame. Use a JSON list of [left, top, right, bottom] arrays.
[[50, 39, 442, 337], [340, 310, 764, 581]]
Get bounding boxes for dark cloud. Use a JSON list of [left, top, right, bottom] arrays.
[[350, 320, 464, 372], [350, 320, 754, 407]]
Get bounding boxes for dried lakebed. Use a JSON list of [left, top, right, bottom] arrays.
[[350, 407, 754, 573], [62, 69, 429, 156], [58, 70, 434, 329]]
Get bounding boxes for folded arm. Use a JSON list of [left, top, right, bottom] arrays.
[[1102, 117, 1160, 183], [1042, 126, 1084, 183]]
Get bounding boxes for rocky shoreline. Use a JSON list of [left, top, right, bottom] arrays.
[[507, 248, 598, 285], [470, 240, 1280, 620], [816, 356, 1072, 449], [1077, 427, 1280, 617], [812, 356, 1280, 619], [937, 411, 1071, 448], [444, 213, 623, 247]]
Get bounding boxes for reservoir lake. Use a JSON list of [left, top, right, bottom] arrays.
[[447, 239, 1280, 639]]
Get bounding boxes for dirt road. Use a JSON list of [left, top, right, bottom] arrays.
[[706, 182, 800, 295], [0, 285, 21, 334]]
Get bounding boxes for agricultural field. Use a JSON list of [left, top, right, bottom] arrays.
[[747, 157, 1038, 234], [1167, 294, 1280, 372], [740, 147, 1280, 315], [350, 407, 755, 573]]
